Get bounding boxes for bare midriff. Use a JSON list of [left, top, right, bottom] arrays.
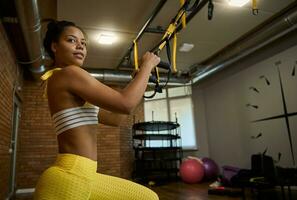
[[57, 124, 98, 161]]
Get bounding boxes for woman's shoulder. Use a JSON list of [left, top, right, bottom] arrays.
[[48, 65, 94, 92], [51, 65, 88, 80], [62, 65, 86, 73]]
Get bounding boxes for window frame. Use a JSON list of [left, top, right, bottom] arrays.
[[144, 86, 197, 150]]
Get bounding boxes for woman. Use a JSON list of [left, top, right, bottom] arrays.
[[34, 20, 160, 200]]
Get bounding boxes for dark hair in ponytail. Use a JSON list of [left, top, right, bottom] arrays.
[[43, 19, 85, 59]]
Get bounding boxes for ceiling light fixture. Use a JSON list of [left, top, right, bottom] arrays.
[[179, 43, 194, 52], [228, 0, 249, 7], [98, 34, 116, 45]]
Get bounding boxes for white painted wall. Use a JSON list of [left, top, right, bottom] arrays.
[[192, 44, 297, 169], [187, 88, 210, 159]]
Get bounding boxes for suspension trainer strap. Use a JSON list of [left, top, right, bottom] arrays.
[[180, 0, 187, 28], [144, 0, 202, 98], [133, 40, 139, 71], [172, 33, 177, 73], [252, 0, 258, 15]]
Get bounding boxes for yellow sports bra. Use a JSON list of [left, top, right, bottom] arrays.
[[41, 68, 99, 135]]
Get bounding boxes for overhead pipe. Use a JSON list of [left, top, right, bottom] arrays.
[[191, 2, 297, 84], [87, 69, 189, 86], [14, 0, 45, 79]]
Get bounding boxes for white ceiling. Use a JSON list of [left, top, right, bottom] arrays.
[[51, 0, 295, 72]]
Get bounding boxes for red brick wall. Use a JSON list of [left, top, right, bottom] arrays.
[[120, 105, 144, 179], [16, 81, 144, 189], [16, 80, 57, 188], [0, 22, 23, 199], [97, 125, 121, 176], [97, 104, 144, 178]]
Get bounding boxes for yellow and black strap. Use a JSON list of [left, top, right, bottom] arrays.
[[134, 0, 202, 98], [252, 0, 258, 15]]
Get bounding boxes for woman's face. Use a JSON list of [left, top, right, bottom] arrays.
[[51, 26, 87, 67]]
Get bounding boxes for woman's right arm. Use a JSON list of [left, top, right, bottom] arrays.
[[62, 52, 160, 114]]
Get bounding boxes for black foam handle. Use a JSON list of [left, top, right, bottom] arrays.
[[157, 61, 170, 70], [149, 76, 157, 83]]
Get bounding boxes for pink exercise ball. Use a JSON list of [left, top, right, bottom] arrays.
[[180, 158, 204, 184]]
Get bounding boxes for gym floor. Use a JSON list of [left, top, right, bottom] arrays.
[[15, 181, 238, 200], [15, 181, 296, 200]]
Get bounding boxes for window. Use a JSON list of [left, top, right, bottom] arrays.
[[144, 99, 168, 121], [144, 85, 197, 149]]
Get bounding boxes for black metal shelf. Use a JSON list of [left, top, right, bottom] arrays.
[[134, 168, 180, 172], [133, 133, 181, 140], [132, 121, 182, 184], [133, 146, 182, 150], [133, 170, 180, 184], [135, 157, 182, 162], [132, 121, 180, 131]]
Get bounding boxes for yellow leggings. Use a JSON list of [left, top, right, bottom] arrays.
[[34, 154, 159, 200]]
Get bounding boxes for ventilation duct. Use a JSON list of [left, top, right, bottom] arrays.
[[15, 0, 45, 79], [88, 69, 189, 86]]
